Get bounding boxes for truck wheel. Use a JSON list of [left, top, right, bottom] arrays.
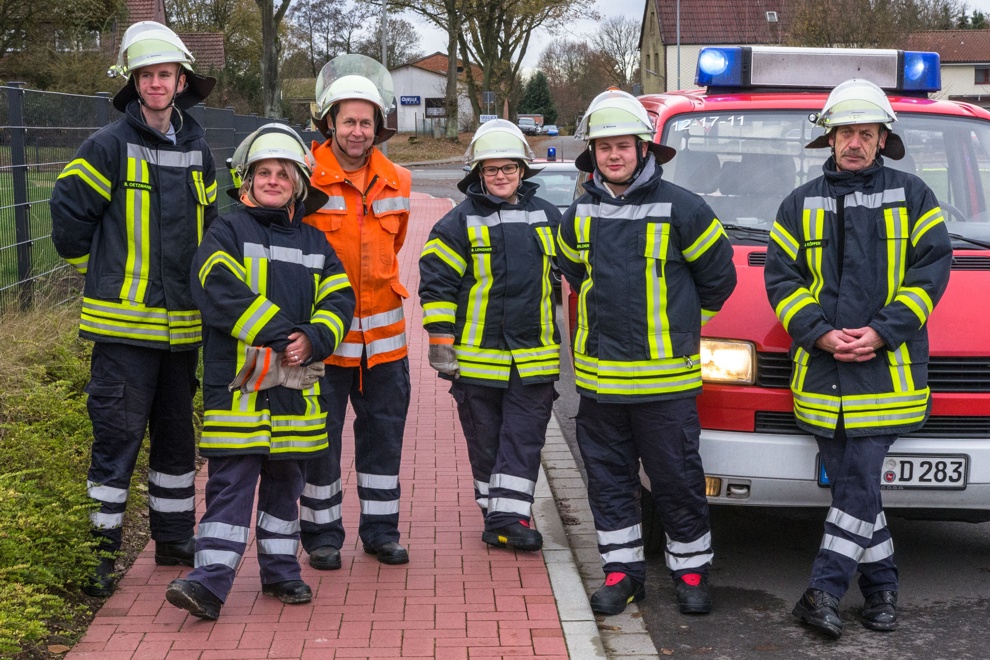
[[640, 486, 665, 556]]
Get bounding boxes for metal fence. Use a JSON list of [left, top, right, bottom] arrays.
[[0, 83, 323, 311]]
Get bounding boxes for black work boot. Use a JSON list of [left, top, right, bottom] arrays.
[[674, 573, 712, 614], [482, 521, 543, 552], [363, 541, 409, 565], [82, 557, 117, 598], [262, 579, 313, 604], [861, 590, 898, 631], [166, 578, 223, 620], [792, 588, 844, 639], [589, 573, 645, 615], [155, 536, 195, 567], [309, 545, 342, 570]]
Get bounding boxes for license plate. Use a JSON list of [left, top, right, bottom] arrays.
[[817, 453, 969, 490]]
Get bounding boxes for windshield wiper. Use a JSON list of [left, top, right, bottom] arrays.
[[948, 233, 990, 250], [722, 224, 771, 242]]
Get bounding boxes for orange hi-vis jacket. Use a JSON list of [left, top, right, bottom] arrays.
[[304, 141, 413, 368]]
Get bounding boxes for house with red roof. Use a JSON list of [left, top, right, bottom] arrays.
[[390, 53, 483, 133], [116, 0, 225, 74], [906, 30, 990, 106]]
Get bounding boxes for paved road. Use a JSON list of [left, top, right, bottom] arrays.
[[412, 161, 990, 659]]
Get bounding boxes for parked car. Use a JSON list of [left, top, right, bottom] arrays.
[[517, 117, 540, 136], [543, 124, 559, 136]]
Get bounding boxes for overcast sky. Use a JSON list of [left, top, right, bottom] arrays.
[[405, 0, 990, 71]]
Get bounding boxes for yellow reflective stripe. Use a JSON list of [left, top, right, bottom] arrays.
[[234, 297, 280, 344], [317, 272, 350, 301], [80, 297, 201, 345], [911, 207, 943, 247], [842, 388, 930, 429], [58, 158, 111, 201], [67, 254, 89, 274], [793, 388, 841, 430], [514, 344, 561, 379], [312, 310, 345, 345], [791, 347, 811, 393], [894, 285, 933, 327], [456, 345, 513, 381], [701, 308, 716, 327], [537, 229, 556, 347], [682, 218, 725, 263], [198, 251, 247, 288], [421, 238, 467, 276], [270, 412, 329, 454], [573, 352, 702, 395], [201, 409, 272, 451], [422, 300, 457, 326], [884, 208, 908, 306], [645, 223, 672, 359], [122, 157, 151, 304], [775, 288, 817, 332], [770, 221, 799, 261], [536, 226, 557, 257], [573, 216, 592, 355], [461, 226, 493, 346], [205, 178, 217, 203], [887, 344, 915, 393], [803, 208, 825, 301]]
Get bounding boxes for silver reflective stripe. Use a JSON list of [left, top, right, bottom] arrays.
[[367, 333, 406, 357], [601, 546, 645, 565], [303, 480, 342, 500], [860, 538, 895, 564], [87, 481, 128, 504], [821, 533, 864, 561], [846, 187, 906, 209], [300, 504, 342, 524], [257, 538, 299, 556], [490, 473, 536, 496], [126, 143, 203, 168], [666, 531, 712, 555], [597, 524, 642, 547], [803, 196, 837, 213], [148, 469, 196, 489], [149, 495, 195, 513], [666, 548, 713, 571], [334, 341, 364, 358], [199, 521, 250, 544], [476, 497, 489, 509], [499, 209, 548, 225], [90, 511, 123, 528], [357, 472, 399, 489], [474, 480, 490, 495], [875, 512, 888, 532], [257, 512, 300, 535], [575, 202, 671, 221], [361, 498, 400, 515], [372, 196, 411, 214], [350, 307, 404, 331], [465, 211, 501, 228], [196, 549, 240, 570], [488, 497, 531, 516], [826, 507, 874, 539], [321, 196, 347, 211], [244, 242, 326, 270]]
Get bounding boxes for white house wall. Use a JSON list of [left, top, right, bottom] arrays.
[[939, 63, 986, 99], [664, 44, 704, 91], [391, 66, 474, 133]]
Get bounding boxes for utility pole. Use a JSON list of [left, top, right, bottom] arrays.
[[380, 0, 389, 156]]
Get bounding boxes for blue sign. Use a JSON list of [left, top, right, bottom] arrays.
[[400, 96, 421, 105]]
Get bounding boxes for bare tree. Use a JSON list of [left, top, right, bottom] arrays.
[[538, 39, 601, 130], [354, 17, 422, 69], [591, 15, 639, 90], [255, 0, 292, 117], [787, 0, 961, 48]]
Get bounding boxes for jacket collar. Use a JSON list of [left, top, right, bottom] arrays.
[[124, 99, 204, 145], [823, 155, 884, 195], [311, 140, 401, 190], [585, 155, 663, 202]]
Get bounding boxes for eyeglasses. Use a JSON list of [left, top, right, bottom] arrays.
[[480, 163, 520, 177]]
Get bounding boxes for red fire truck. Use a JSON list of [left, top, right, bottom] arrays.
[[564, 47, 990, 546]]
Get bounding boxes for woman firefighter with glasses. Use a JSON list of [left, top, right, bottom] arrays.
[[418, 119, 561, 552]]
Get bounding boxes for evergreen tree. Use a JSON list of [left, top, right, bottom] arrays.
[[518, 71, 558, 125]]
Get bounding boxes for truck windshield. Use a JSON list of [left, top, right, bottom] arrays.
[[660, 110, 990, 244]]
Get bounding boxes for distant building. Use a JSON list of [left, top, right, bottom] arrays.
[[390, 53, 481, 133], [907, 30, 990, 108], [116, 0, 225, 73]]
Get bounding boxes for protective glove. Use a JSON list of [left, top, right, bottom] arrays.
[[228, 346, 326, 392], [428, 333, 459, 378]]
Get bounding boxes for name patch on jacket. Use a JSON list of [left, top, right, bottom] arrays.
[[471, 246, 494, 254], [575, 242, 591, 250], [802, 239, 827, 249], [123, 181, 153, 192]]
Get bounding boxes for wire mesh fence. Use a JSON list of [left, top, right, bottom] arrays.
[[0, 84, 322, 312]]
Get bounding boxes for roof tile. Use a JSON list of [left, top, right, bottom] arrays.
[[653, 0, 788, 45], [906, 30, 990, 63]]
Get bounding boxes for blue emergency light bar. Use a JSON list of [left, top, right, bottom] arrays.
[[695, 46, 941, 94]]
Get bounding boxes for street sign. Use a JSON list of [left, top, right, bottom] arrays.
[[482, 91, 496, 105], [400, 96, 421, 105], [479, 114, 497, 123]]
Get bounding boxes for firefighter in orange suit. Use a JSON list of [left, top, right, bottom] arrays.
[[300, 54, 413, 568]]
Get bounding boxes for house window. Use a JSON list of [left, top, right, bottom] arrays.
[[976, 67, 990, 85]]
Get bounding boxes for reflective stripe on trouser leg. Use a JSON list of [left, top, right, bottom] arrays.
[[256, 459, 305, 586], [146, 348, 198, 542], [575, 396, 647, 583], [631, 397, 712, 578], [810, 425, 898, 599], [300, 365, 349, 552], [351, 357, 410, 546], [450, 379, 501, 521], [185, 455, 261, 602], [85, 343, 196, 552]]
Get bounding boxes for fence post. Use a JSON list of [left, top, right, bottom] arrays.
[[7, 82, 32, 309], [96, 92, 111, 127]]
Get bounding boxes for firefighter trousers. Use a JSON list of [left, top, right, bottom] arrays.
[[85, 342, 197, 553], [576, 395, 712, 584], [449, 369, 556, 529], [185, 455, 305, 602], [809, 422, 899, 600], [300, 357, 410, 551]]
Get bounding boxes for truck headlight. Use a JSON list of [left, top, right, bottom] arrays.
[[701, 339, 756, 385]]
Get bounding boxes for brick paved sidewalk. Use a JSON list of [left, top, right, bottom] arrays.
[[66, 194, 572, 660]]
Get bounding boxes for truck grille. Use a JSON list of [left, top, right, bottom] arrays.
[[754, 411, 990, 438], [747, 252, 990, 270], [755, 352, 990, 393]]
